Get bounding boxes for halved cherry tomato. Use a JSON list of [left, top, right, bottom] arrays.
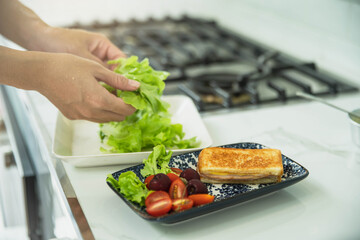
[[167, 172, 180, 182], [146, 198, 172, 217], [145, 191, 170, 208], [169, 178, 187, 199], [188, 194, 215, 206], [172, 198, 194, 212], [170, 167, 183, 176], [144, 175, 155, 189]]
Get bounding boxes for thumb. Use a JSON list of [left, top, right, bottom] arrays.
[[95, 67, 140, 91]]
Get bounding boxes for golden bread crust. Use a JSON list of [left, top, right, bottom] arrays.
[[197, 147, 283, 184]]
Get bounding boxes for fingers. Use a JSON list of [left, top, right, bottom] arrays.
[[106, 41, 127, 60], [95, 67, 140, 91], [82, 110, 129, 123], [85, 86, 136, 122], [65, 108, 129, 123], [101, 90, 137, 116], [89, 35, 126, 62], [63, 89, 136, 123], [67, 61, 139, 123]]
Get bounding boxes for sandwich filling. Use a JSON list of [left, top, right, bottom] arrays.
[[199, 172, 271, 180]]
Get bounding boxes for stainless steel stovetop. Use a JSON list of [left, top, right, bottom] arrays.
[[69, 16, 358, 112]]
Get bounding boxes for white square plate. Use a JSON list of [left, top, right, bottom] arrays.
[[52, 95, 212, 167]]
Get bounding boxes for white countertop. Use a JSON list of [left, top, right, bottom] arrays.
[[28, 90, 360, 240]]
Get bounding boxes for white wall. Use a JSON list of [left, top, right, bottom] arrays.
[[21, 0, 360, 84]]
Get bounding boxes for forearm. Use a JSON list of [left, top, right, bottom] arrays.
[[0, 46, 47, 90], [0, 0, 50, 50]]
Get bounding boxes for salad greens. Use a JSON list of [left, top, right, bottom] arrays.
[[107, 145, 173, 206], [140, 144, 172, 177], [107, 56, 169, 112], [107, 171, 149, 206], [100, 56, 199, 153]]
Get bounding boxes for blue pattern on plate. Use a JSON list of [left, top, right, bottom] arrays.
[[108, 142, 309, 224]]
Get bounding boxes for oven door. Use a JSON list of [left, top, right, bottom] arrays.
[[0, 86, 40, 239], [0, 85, 84, 240], [0, 85, 56, 240]]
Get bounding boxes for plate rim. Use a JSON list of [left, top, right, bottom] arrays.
[[107, 142, 309, 224], [51, 95, 213, 163]]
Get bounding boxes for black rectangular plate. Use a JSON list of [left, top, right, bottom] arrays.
[[107, 142, 309, 224]]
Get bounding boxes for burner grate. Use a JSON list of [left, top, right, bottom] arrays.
[[69, 16, 358, 112]]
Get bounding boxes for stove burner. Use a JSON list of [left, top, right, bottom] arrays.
[[192, 73, 245, 91], [68, 16, 358, 112]]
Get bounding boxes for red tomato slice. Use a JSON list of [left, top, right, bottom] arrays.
[[167, 172, 180, 182], [170, 167, 183, 176], [172, 198, 194, 212], [145, 191, 170, 208], [188, 194, 215, 206], [169, 178, 187, 199], [146, 198, 172, 217], [144, 175, 154, 189]]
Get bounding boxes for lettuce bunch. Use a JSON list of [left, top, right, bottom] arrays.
[[140, 144, 173, 177], [100, 56, 199, 153], [107, 145, 173, 206], [107, 171, 149, 206]]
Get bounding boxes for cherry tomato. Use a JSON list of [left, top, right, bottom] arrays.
[[144, 175, 154, 189], [170, 167, 183, 176], [146, 198, 172, 217], [188, 194, 215, 206], [167, 172, 180, 182], [145, 191, 170, 208], [169, 178, 187, 199], [172, 198, 194, 212]]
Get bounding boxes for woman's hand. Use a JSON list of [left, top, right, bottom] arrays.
[[35, 27, 126, 68], [30, 27, 138, 122], [37, 52, 139, 123], [0, 47, 139, 123]]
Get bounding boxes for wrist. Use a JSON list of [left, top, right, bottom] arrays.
[[0, 46, 51, 91], [26, 24, 55, 51], [0, 0, 51, 51], [31, 27, 74, 53]]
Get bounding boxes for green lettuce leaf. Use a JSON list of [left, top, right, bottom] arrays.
[[100, 56, 200, 153], [109, 56, 169, 112], [106, 172, 148, 206], [100, 121, 142, 153], [140, 144, 173, 177]]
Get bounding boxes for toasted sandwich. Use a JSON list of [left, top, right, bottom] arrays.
[[197, 147, 283, 184]]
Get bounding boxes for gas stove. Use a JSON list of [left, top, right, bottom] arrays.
[[69, 16, 358, 112]]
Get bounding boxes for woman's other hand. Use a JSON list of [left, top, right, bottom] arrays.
[[34, 27, 126, 68]]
